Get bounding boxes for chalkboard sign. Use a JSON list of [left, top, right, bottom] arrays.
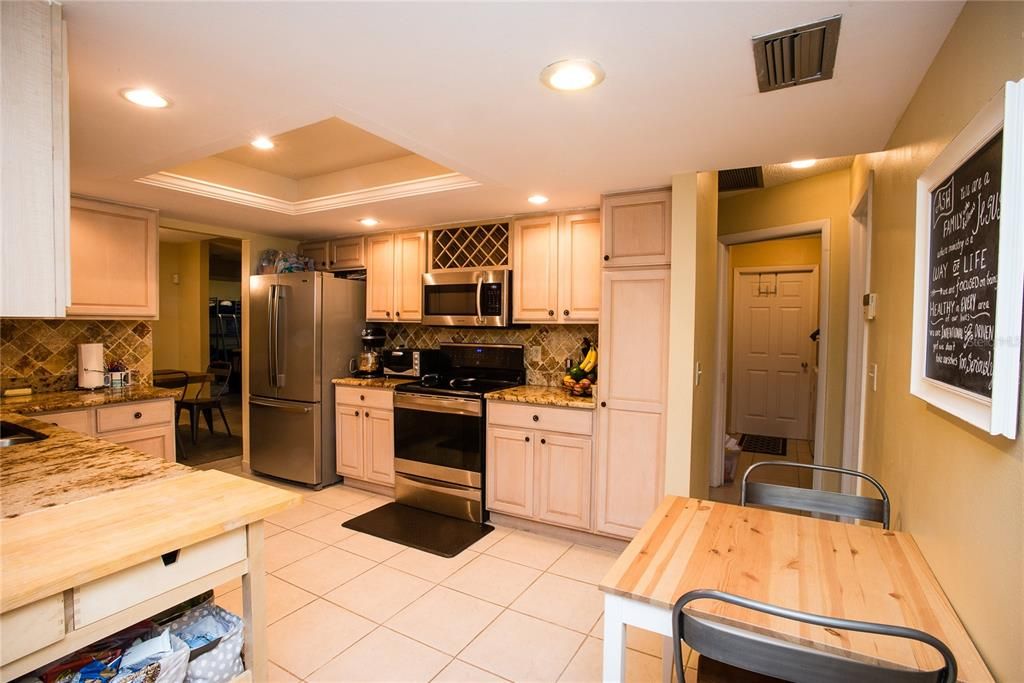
[[924, 131, 1002, 398]]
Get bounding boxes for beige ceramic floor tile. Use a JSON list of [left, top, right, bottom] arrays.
[[324, 564, 432, 623], [441, 553, 541, 606], [264, 530, 327, 573], [510, 573, 603, 633], [292, 509, 357, 545], [385, 547, 479, 583], [466, 525, 513, 553], [266, 599, 374, 679], [307, 484, 371, 510], [335, 531, 407, 562], [267, 499, 333, 529], [307, 626, 450, 683], [432, 659, 508, 682], [461, 610, 585, 683], [387, 586, 502, 656], [267, 662, 300, 683], [343, 494, 392, 516], [274, 546, 376, 595], [264, 522, 286, 538], [484, 529, 572, 570], [217, 574, 316, 624], [548, 544, 620, 585], [558, 636, 662, 683]]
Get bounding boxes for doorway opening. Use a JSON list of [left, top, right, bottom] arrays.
[[152, 229, 243, 466], [710, 223, 829, 504]]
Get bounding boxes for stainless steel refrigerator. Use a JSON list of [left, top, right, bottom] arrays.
[[249, 272, 365, 487]]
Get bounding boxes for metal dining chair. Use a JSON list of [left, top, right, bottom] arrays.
[[740, 461, 891, 529], [177, 361, 232, 443], [150, 370, 189, 458], [672, 589, 958, 683]]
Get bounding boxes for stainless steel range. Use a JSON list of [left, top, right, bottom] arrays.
[[393, 343, 525, 522]]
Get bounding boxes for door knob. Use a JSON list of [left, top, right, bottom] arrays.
[[563, 309, 569, 316], [600, 401, 607, 408], [548, 310, 554, 317], [134, 411, 143, 419], [525, 436, 530, 442], [354, 410, 359, 415], [603, 255, 610, 261], [532, 415, 539, 422], [540, 438, 546, 444], [801, 362, 809, 369], [360, 395, 365, 400], [395, 311, 401, 318], [364, 411, 369, 417]]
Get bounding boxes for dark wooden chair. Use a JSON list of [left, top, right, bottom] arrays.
[[673, 589, 957, 683], [151, 370, 189, 458], [740, 461, 891, 528], [177, 361, 232, 444]]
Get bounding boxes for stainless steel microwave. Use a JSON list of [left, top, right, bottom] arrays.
[[421, 270, 511, 327]]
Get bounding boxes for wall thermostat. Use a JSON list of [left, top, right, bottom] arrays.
[[863, 292, 878, 320]]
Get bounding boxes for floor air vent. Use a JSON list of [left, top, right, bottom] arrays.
[[719, 166, 764, 192], [752, 15, 841, 93]]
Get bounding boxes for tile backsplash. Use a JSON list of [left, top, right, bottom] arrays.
[[383, 324, 598, 387], [1, 319, 153, 393]]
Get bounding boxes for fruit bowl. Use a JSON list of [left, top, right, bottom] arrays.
[[562, 377, 594, 398]]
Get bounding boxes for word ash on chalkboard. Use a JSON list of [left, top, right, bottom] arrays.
[[926, 131, 1002, 398]]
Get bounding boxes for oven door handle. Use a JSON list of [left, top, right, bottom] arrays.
[[394, 393, 482, 416], [397, 473, 480, 500]]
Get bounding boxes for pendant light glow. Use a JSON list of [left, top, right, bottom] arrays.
[[790, 159, 817, 169], [540, 59, 605, 91], [251, 136, 275, 150], [121, 88, 169, 108]]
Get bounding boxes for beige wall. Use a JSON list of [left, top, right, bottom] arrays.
[[665, 171, 719, 499], [152, 243, 182, 370], [849, 3, 1023, 680], [718, 170, 850, 473], [152, 240, 209, 371], [209, 279, 242, 301]]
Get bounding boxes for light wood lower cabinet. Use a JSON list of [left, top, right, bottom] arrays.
[[38, 398, 176, 462], [335, 387, 395, 486], [486, 404, 592, 531]]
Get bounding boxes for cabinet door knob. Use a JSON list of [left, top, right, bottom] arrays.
[[354, 409, 359, 415], [134, 411, 143, 419], [385, 311, 391, 317], [563, 309, 569, 316], [525, 436, 530, 442], [603, 255, 610, 261], [600, 401, 607, 408], [364, 411, 369, 417], [395, 311, 401, 318], [532, 414, 539, 422], [548, 310, 554, 317], [360, 395, 365, 401], [540, 438, 546, 444]]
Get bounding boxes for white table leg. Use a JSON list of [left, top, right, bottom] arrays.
[[603, 594, 627, 683], [242, 521, 267, 683], [662, 637, 675, 683]]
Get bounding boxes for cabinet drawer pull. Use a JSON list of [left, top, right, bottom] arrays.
[[532, 414, 539, 422], [161, 549, 180, 566], [133, 411, 143, 419], [360, 395, 365, 401]]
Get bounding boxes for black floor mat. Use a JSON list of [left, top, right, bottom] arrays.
[[342, 502, 492, 558], [739, 434, 788, 456]]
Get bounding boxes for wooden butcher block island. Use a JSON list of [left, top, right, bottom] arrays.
[[0, 413, 300, 682]]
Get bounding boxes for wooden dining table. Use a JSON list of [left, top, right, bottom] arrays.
[[598, 495, 992, 682]]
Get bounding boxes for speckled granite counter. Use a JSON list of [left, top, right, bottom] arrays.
[[0, 413, 189, 519], [0, 386, 179, 416], [332, 377, 415, 390], [485, 385, 596, 409]]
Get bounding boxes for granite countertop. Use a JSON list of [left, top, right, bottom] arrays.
[[332, 377, 415, 390], [485, 385, 596, 409], [0, 412, 190, 519], [0, 385, 180, 415]]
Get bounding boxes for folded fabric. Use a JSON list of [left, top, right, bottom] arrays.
[[174, 615, 225, 649], [114, 630, 172, 677]]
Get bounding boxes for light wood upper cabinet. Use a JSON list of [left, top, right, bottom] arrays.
[[299, 241, 329, 270], [558, 212, 601, 322], [1, 1, 69, 318], [393, 231, 426, 323], [536, 433, 592, 530], [365, 234, 395, 321], [595, 268, 670, 538], [329, 237, 364, 270], [363, 408, 395, 485], [67, 197, 158, 319], [601, 191, 672, 268], [486, 426, 534, 518], [512, 211, 600, 324], [512, 216, 559, 322]]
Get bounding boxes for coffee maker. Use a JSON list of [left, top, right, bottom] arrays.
[[349, 326, 386, 377]]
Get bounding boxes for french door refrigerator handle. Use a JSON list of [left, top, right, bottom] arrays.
[[267, 284, 278, 387], [273, 286, 286, 387]]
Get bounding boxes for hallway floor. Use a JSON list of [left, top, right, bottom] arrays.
[[708, 438, 814, 505]]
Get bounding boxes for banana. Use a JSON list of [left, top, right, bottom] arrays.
[[580, 348, 598, 372]]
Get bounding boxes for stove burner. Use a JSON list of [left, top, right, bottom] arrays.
[[450, 377, 477, 389]]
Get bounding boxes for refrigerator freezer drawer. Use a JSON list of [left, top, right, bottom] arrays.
[[250, 397, 321, 485]]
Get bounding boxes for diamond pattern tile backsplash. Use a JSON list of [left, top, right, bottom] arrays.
[[383, 324, 598, 387], [1, 319, 153, 393]]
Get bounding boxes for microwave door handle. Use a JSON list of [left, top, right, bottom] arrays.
[[476, 276, 483, 321]]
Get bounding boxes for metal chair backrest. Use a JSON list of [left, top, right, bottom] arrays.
[[740, 461, 891, 528], [672, 589, 957, 683], [152, 370, 190, 402], [206, 361, 232, 398]]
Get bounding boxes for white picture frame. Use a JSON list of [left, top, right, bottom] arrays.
[[911, 80, 1024, 439]]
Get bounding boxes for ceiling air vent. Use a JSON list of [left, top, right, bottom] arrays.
[[719, 166, 764, 192], [752, 15, 841, 93]]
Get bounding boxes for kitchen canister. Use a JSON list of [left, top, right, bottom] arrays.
[[78, 343, 106, 390]]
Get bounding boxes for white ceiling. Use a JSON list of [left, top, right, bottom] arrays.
[[65, 1, 963, 240]]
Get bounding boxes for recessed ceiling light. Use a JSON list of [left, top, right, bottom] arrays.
[[121, 88, 169, 108], [527, 195, 549, 205], [790, 159, 817, 169], [540, 59, 605, 92], [251, 136, 274, 150], [359, 218, 379, 227]]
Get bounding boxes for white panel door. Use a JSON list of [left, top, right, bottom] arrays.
[[536, 432, 592, 530], [335, 403, 365, 479], [363, 408, 395, 485], [486, 426, 534, 518], [731, 270, 817, 439]]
